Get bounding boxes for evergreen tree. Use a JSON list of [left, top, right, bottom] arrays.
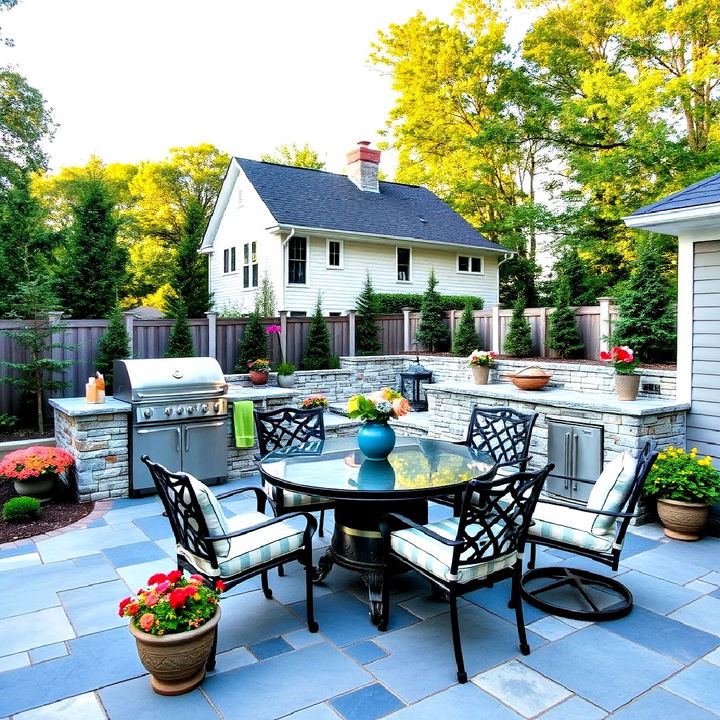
[[167, 198, 211, 318], [552, 248, 601, 306], [546, 276, 585, 358], [0, 278, 76, 433], [302, 295, 334, 370], [235, 310, 269, 371], [414, 268, 450, 352], [453, 300, 481, 356], [55, 178, 127, 318], [165, 301, 195, 358], [612, 241, 677, 363], [356, 271, 381, 356], [95, 305, 131, 393], [255, 272, 276, 317], [503, 297, 534, 357]]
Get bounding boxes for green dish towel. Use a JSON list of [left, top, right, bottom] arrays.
[[232, 400, 255, 448]]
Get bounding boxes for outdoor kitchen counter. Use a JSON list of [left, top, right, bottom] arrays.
[[49, 396, 131, 416], [225, 384, 299, 402]]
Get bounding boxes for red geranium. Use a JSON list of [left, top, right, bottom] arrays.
[[215, 580, 226, 592], [167, 570, 183, 583], [147, 572, 167, 585], [600, 346, 640, 374], [169, 587, 188, 609]]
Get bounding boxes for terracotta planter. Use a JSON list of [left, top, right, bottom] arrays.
[[13, 472, 57, 503], [248, 370, 269, 386], [471, 365, 490, 385], [509, 366, 552, 391], [277, 374, 296, 388], [657, 498, 709, 541], [615, 374, 640, 401], [129, 606, 220, 696]]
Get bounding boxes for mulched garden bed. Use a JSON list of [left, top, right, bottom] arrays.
[[0, 480, 94, 545]]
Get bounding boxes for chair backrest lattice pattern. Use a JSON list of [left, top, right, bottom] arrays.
[[254, 407, 326, 458], [452, 465, 552, 572], [465, 406, 538, 468], [141, 456, 217, 568]]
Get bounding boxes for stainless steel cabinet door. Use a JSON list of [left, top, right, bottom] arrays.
[[569, 425, 603, 503], [182, 421, 227, 481], [547, 421, 573, 497], [132, 425, 182, 493]]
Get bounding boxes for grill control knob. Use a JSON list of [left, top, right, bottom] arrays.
[[186, 405, 194, 414], [200, 404, 209, 413], [213, 402, 220, 413], [164, 407, 173, 416], [143, 408, 153, 419], [176, 406, 184, 416]]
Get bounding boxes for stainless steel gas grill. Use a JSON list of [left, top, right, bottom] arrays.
[[114, 357, 229, 495]]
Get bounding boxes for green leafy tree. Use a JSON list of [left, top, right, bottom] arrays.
[[546, 277, 584, 358], [0, 278, 76, 433], [95, 305, 131, 394], [255, 272, 276, 317], [504, 297, 534, 357], [261, 143, 325, 169], [302, 296, 334, 370], [165, 301, 195, 358], [612, 240, 677, 363], [453, 301, 481, 356], [355, 271, 381, 356], [235, 311, 268, 371], [414, 269, 450, 352], [55, 177, 127, 318], [167, 198, 211, 317]]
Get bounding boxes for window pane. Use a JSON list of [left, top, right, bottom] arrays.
[[252, 242, 257, 263], [243, 266, 249, 288], [252, 263, 258, 287], [288, 237, 307, 284], [471, 257, 482, 273], [243, 244, 249, 264], [328, 240, 340, 266], [223, 249, 229, 273], [458, 256, 469, 272], [397, 247, 410, 281], [230, 247, 236, 272]]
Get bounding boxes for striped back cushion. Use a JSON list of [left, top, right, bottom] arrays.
[[187, 475, 232, 558], [586, 452, 637, 533]]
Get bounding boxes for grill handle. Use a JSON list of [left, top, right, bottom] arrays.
[[136, 388, 227, 399]]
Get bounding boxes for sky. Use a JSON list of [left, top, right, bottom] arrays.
[[0, 0, 461, 175], [0, 0, 536, 177]]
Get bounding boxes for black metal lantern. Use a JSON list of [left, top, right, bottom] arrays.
[[400, 354, 432, 411]]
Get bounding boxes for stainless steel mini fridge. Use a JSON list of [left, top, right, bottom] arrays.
[[546, 420, 603, 503]]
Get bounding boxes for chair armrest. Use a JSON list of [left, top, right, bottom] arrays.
[[379, 512, 462, 547], [537, 496, 635, 519], [216, 486, 270, 513], [496, 456, 532, 470], [206, 510, 317, 542]]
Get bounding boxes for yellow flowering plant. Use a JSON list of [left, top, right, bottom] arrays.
[[644, 446, 720, 504]]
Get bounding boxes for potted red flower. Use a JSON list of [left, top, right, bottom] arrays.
[[600, 346, 641, 400], [0, 445, 74, 502], [119, 570, 225, 695], [247, 358, 271, 386]]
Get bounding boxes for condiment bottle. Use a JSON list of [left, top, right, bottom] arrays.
[[86, 376, 98, 403], [95, 372, 106, 403]]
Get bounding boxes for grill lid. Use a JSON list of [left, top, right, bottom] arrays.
[[113, 357, 227, 402]]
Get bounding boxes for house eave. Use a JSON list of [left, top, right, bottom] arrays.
[[267, 223, 513, 254], [623, 202, 720, 236]]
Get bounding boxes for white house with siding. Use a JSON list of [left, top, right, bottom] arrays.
[[625, 172, 720, 474], [200, 142, 512, 316]]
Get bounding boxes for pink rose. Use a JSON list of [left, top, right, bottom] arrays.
[[145, 592, 159, 607], [139, 613, 155, 632], [392, 397, 411, 417], [156, 580, 171, 594]]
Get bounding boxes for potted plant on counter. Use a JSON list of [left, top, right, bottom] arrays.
[[267, 324, 296, 387], [643, 446, 720, 541], [247, 358, 271, 386], [600, 346, 641, 400], [119, 570, 225, 695], [0, 445, 74, 502], [467, 349, 496, 385]]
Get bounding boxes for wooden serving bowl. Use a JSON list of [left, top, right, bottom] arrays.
[[509, 366, 552, 391]]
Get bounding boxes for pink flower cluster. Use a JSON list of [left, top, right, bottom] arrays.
[[0, 446, 74, 481]]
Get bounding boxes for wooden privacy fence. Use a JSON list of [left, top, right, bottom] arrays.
[[0, 299, 622, 412]]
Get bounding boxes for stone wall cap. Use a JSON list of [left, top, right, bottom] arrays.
[[49, 397, 131, 416]]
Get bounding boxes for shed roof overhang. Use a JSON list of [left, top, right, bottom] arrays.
[[623, 202, 720, 236]]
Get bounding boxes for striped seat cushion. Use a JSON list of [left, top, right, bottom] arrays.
[[178, 511, 305, 578], [264, 480, 329, 508], [528, 501, 616, 553], [586, 452, 637, 533], [391, 517, 517, 584], [185, 475, 231, 558]]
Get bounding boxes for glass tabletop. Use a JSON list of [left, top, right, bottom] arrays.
[[259, 436, 496, 500]]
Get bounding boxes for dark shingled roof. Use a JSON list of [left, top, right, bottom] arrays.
[[632, 170, 720, 216], [235, 158, 510, 252]]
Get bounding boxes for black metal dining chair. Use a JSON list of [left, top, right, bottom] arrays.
[[379, 464, 553, 683], [142, 455, 319, 671], [254, 406, 334, 537]]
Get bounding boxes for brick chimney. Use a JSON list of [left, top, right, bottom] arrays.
[[347, 141, 381, 193]]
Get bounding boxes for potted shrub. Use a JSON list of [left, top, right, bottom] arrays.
[[467, 349, 496, 385], [300, 394, 329, 410], [247, 358, 270, 386], [276, 362, 297, 388], [600, 346, 641, 400], [119, 570, 225, 695], [643, 446, 720, 541], [0, 445, 74, 502]]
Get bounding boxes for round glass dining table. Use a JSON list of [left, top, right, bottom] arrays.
[[260, 436, 496, 623]]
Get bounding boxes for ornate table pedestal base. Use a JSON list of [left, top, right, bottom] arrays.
[[313, 498, 427, 624]]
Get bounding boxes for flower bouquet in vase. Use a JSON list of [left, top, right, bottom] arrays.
[[347, 388, 411, 460], [467, 350, 496, 385]]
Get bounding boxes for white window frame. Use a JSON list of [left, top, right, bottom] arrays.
[[456, 254, 484, 275], [287, 236, 308, 286], [396, 246, 412, 283], [326, 239, 344, 269], [242, 241, 259, 289], [223, 247, 238, 275]]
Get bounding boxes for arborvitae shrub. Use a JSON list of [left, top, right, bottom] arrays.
[[302, 296, 334, 370], [235, 311, 269, 371], [165, 301, 195, 358], [95, 305, 131, 393], [503, 297, 534, 357], [3, 496, 42, 523], [453, 301, 481, 356], [546, 277, 585, 359], [414, 269, 451, 352], [356, 271, 381, 356]]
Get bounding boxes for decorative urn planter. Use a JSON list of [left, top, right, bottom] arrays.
[[248, 370, 269, 386], [358, 421, 396, 461], [615, 374, 640, 401], [656, 498, 708, 541], [276, 374, 296, 388], [509, 366, 552, 391], [471, 365, 490, 385], [129, 607, 221, 696], [13, 472, 56, 503]]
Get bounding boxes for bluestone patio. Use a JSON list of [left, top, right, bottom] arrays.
[[1, 475, 719, 720]]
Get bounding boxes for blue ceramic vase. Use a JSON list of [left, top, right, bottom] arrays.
[[358, 420, 396, 461]]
